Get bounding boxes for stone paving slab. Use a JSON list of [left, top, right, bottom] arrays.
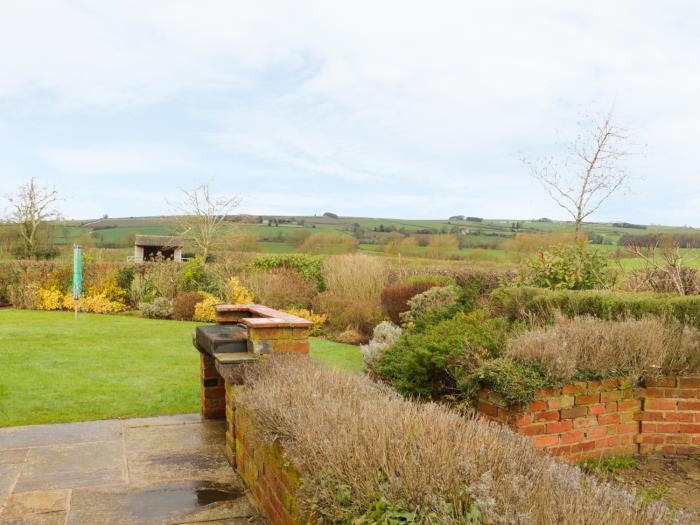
[[0, 415, 264, 525], [15, 441, 125, 492], [0, 420, 122, 450]]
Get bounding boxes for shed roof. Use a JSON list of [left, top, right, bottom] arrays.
[[134, 235, 183, 247]]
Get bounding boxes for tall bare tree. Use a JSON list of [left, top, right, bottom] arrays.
[[6, 178, 60, 259], [171, 184, 240, 261], [523, 113, 636, 239]]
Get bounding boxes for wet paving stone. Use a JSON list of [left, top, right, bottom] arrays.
[[0, 420, 122, 450], [15, 441, 124, 492], [0, 489, 68, 519], [0, 512, 67, 525], [0, 416, 263, 524], [67, 480, 257, 525]]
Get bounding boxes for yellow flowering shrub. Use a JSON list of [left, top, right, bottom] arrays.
[[193, 293, 223, 323], [63, 293, 126, 314], [281, 308, 327, 335], [36, 287, 64, 311], [228, 277, 255, 304]]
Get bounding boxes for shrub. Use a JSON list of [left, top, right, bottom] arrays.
[[491, 286, 700, 328], [518, 244, 611, 290], [361, 321, 402, 370], [507, 316, 700, 384], [138, 297, 173, 319], [465, 357, 549, 407], [503, 232, 578, 256], [227, 276, 255, 304], [179, 257, 213, 292], [300, 233, 357, 254], [172, 292, 205, 321], [239, 355, 677, 524], [380, 282, 433, 324], [239, 269, 316, 309], [399, 285, 460, 329], [425, 234, 459, 259], [374, 310, 509, 400], [315, 295, 384, 340], [384, 236, 419, 256], [280, 308, 327, 336], [251, 254, 324, 290], [66, 293, 127, 314], [128, 271, 153, 306], [193, 293, 223, 323], [142, 261, 180, 299], [36, 286, 64, 310], [217, 230, 260, 252]]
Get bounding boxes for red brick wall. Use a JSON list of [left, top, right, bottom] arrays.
[[478, 376, 700, 461], [232, 386, 302, 525], [200, 353, 226, 419], [638, 377, 700, 455]]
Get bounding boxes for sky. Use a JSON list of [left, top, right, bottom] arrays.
[[1, 1, 699, 225]]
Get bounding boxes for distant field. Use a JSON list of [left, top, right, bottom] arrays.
[[7, 214, 699, 266]]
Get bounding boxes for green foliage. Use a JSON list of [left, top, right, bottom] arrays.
[[250, 253, 324, 290], [491, 286, 700, 327], [178, 257, 213, 292], [400, 282, 481, 332], [374, 310, 509, 400], [519, 244, 611, 290], [356, 500, 417, 524], [579, 456, 637, 475], [464, 358, 549, 407], [637, 486, 670, 503]]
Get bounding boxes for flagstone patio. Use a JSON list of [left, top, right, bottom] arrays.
[[0, 415, 264, 525]]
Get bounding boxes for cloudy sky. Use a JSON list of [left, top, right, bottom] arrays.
[[1, 1, 699, 224]]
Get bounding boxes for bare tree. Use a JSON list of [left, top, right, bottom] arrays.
[[6, 178, 60, 259], [523, 113, 636, 239], [171, 184, 240, 261]]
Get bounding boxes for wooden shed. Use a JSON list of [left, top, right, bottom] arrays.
[[133, 235, 184, 262]]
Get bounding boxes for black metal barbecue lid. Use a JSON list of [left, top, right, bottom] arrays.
[[194, 324, 248, 355]]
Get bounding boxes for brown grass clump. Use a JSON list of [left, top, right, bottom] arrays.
[[315, 254, 387, 337], [508, 316, 700, 383], [239, 355, 679, 524], [239, 268, 317, 309]]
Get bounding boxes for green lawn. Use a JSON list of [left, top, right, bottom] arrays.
[[0, 309, 362, 427]]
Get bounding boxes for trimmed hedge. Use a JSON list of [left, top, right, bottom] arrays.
[[491, 286, 700, 327]]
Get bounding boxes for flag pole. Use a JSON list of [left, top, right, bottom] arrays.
[[73, 245, 82, 320]]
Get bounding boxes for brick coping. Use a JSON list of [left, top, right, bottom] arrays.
[[214, 304, 313, 328]]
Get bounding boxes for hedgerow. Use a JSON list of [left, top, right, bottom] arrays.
[[491, 286, 700, 327]]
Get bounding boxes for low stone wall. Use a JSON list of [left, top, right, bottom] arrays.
[[478, 376, 700, 461]]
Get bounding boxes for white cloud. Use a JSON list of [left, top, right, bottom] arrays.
[[42, 146, 191, 175], [1, 1, 700, 221]]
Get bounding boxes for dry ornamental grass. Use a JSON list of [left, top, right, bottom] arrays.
[[508, 316, 700, 383], [239, 355, 682, 524]]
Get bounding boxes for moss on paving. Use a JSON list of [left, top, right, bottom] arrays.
[[0, 309, 362, 427]]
